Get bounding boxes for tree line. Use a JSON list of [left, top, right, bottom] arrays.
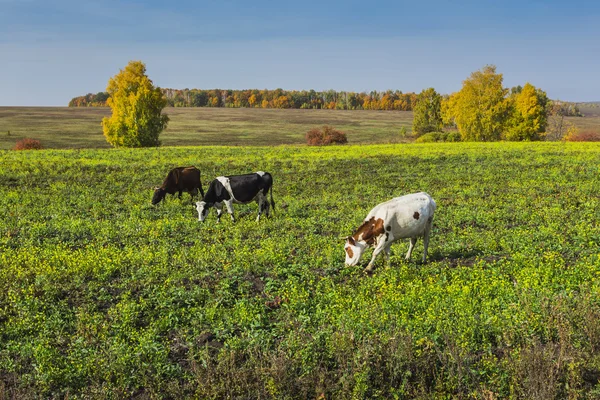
[[96, 60, 586, 148], [412, 65, 583, 142], [70, 88, 419, 111]]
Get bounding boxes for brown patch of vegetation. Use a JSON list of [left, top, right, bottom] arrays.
[[564, 130, 600, 142], [14, 138, 43, 150], [306, 125, 348, 146]]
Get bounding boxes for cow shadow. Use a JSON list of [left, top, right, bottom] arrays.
[[425, 248, 503, 268]]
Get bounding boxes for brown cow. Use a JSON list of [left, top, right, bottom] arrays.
[[152, 166, 204, 205]]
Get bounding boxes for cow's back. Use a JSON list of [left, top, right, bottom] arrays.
[[179, 167, 201, 190], [368, 192, 435, 239]]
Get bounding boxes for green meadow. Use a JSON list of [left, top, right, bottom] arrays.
[[1, 142, 600, 398]]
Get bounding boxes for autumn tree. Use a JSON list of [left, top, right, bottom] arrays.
[[442, 65, 510, 141], [505, 83, 549, 141], [102, 61, 169, 147], [412, 88, 443, 136]]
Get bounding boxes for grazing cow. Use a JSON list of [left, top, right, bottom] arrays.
[[344, 192, 436, 272], [196, 171, 274, 223], [152, 166, 204, 205]]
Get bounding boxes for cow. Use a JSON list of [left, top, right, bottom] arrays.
[[152, 166, 205, 205], [195, 171, 274, 223], [344, 192, 436, 272]]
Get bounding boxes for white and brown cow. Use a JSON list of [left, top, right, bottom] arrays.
[[344, 192, 436, 272], [196, 171, 274, 223]]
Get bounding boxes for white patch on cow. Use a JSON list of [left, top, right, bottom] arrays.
[[216, 176, 238, 203], [345, 192, 436, 271], [256, 171, 265, 177]]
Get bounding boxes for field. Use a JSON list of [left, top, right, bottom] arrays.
[[1, 106, 600, 150], [1, 142, 600, 398], [0, 107, 415, 150]]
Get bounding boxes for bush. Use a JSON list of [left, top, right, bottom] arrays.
[[564, 130, 600, 142], [306, 125, 348, 146], [14, 138, 43, 150], [415, 131, 461, 143]]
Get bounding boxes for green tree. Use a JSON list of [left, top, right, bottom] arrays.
[[443, 65, 510, 141], [505, 83, 549, 141], [102, 61, 169, 147], [412, 88, 443, 136]]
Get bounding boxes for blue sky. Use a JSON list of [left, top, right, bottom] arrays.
[[1, 0, 599, 105]]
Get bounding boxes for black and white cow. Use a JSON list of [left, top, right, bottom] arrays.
[[344, 192, 436, 272], [196, 171, 275, 223]]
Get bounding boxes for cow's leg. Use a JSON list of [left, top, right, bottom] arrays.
[[178, 190, 183, 199], [405, 237, 417, 261], [224, 200, 236, 222], [422, 224, 432, 263], [364, 235, 387, 273], [256, 195, 265, 222], [384, 242, 392, 265], [215, 202, 223, 223]]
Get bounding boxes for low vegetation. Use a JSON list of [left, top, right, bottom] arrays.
[[565, 129, 600, 142], [14, 138, 43, 150], [1, 143, 599, 398], [306, 125, 348, 145], [415, 131, 461, 143]]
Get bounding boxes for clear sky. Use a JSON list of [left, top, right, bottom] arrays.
[[1, 0, 599, 106]]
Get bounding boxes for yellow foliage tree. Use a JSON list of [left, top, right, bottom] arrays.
[[504, 83, 549, 141], [102, 61, 169, 147], [442, 65, 510, 141]]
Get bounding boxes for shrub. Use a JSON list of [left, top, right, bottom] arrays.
[[14, 138, 43, 150], [415, 131, 461, 143], [564, 130, 600, 142], [306, 125, 347, 146], [445, 131, 462, 142], [416, 132, 442, 143]]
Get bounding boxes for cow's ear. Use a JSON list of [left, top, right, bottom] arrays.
[[347, 236, 356, 246]]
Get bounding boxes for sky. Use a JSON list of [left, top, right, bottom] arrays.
[[1, 0, 599, 106]]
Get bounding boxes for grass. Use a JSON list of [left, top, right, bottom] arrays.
[[2, 106, 600, 150], [1, 142, 600, 398], [0, 107, 415, 150]]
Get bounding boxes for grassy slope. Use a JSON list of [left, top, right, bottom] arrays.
[[1, 143, 600, 398], [0, 107, 414, 150]]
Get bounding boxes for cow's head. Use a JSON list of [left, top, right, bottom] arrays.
[[344, 236, 366, 266], [195, 201, 212, 222], [152, 187, 166, 205]]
